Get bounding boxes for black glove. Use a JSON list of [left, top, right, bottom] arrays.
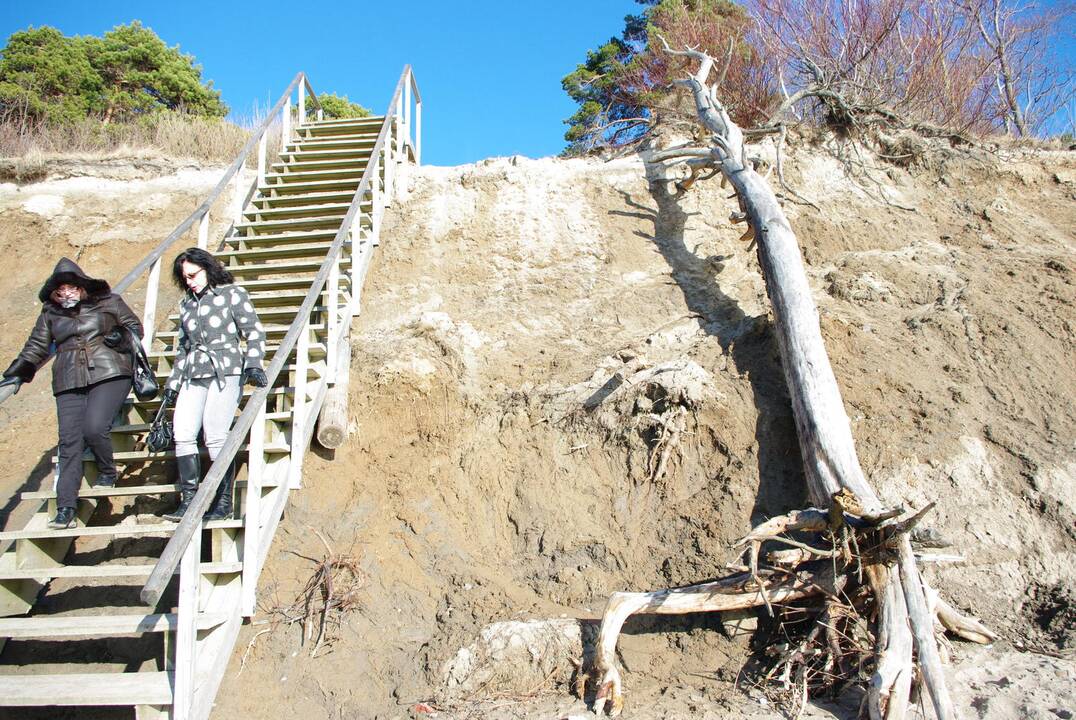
[[0, 376, 23, 395], [242, 367, 268, 388], [2, 358, 36, 384], [163, 389, 179, 406], [103, 328, 125, 349]]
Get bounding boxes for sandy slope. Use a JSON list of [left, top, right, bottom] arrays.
[[0, 141, 1073, 719]]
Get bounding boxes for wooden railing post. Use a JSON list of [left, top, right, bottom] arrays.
[[327, 261, 340, 385], [257, 133, 267, 189], [241, 400, 266, 617], [403, 76, 412, 149], [396, 92, 405, 159], [298, 81, 306, 126], [197, 212, 209, 250], [172, 527, 202, 720], [288, 319, 310, 490], [140, 257, 162, 353], [231, 171, 245, 227], [281, 95, 292, 153], [415, 96, 422, 164]]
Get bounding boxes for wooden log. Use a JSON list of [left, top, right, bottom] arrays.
[[316, 338, 351, 449]]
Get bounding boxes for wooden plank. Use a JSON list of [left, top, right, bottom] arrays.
[[0, 561, 242, 581], [0, 671, 174, 706], [140, 257, 162, 353], [173, 526, 201, 720], [0, 611, 229, 638], [289, 319, 311, 490], [22, 484, 178, 500], [242, 401, 267, 616], [0, 519, 241, 542]]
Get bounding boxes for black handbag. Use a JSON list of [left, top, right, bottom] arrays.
[[146, 401, 174, 453], [129, 329, 159, 401]]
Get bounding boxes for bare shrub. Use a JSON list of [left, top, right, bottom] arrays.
[[749, 0, 1074, 137], [620, 0, 777, 134]]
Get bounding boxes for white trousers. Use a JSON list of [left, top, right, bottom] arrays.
[[173, 376, 242, 460]]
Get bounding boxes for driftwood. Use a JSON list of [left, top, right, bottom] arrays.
[[582, 42, 996, 718], [317, 338, 352, 449]]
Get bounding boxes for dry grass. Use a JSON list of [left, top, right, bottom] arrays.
[[0, 110, 250, 161], [0, 104, 297, 183]]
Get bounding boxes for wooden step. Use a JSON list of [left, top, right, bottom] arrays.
[[258, 177, 363, 195], [273, 154, 370, 171], [297, 119, 384, 137], [0, 561, 241, 581], [242, 202, 352, 222], [147, 359, 311, 381], [285, 138, 375, 152], [168, 304, 327, 324], [23, 483, 178, 501], [58, 442, 290, 466], [284, 139, 376, 156], [270, 157, 370, 173], [263, 167, 368, 184], [217, 241, 339, 262], [121, 385, 298, 408], [0, 670, 174, 706], [147, 340, 327, 360], [302, 115, 383, 127], [291, 129, 379, 143], [234, 215, 344, 234], [155, 322, 318, 341], [252, 190, 358, 208], [223, 228, 340, 247], [227, 257, 352, 275], [0, 518, 242, 542], [0, 611, 229, 638]]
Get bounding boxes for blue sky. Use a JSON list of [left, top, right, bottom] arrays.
[[0, 1, 641, 166], [2, 2, 1072, 165]]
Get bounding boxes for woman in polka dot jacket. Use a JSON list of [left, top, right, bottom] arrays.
[[161, 248, 268, 522]]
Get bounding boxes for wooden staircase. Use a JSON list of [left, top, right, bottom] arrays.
[[0, 69, 420, 719]]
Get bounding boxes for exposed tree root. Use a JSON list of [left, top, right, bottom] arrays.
[[579, 505, 995, 717]]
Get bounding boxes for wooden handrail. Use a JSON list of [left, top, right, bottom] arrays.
[[141, 65, 418, 607]]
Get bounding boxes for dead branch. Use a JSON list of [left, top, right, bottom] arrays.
[[268, 539, 366, 658]]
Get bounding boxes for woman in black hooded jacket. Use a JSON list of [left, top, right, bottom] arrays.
[[1, 258, 143, 529]]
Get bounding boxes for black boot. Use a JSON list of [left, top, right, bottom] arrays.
[[47, 506, 76, 529], [163, 454, 200, 521], [203, 460, 235, 521]]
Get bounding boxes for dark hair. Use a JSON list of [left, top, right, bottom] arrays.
[[171, 248, 234, 291]]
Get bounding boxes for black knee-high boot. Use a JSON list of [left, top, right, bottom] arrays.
[[163, 454, 200, 521], [203, 459, 235, 521]]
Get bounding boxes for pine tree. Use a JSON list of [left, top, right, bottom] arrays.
[[0, 22, 227, 124]]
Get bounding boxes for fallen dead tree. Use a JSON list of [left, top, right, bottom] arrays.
[[580, 42, 996, 718]]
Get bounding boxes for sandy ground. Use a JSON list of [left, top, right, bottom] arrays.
[[0, 139, 1073, 719]]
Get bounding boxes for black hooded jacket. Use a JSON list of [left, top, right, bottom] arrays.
[[3, 258, 143, 395]]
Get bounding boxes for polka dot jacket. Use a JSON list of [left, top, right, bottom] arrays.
[[165, 284, 266, 392]]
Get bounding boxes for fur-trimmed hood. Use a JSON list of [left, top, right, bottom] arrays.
[[38, 258, 111, 304]]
